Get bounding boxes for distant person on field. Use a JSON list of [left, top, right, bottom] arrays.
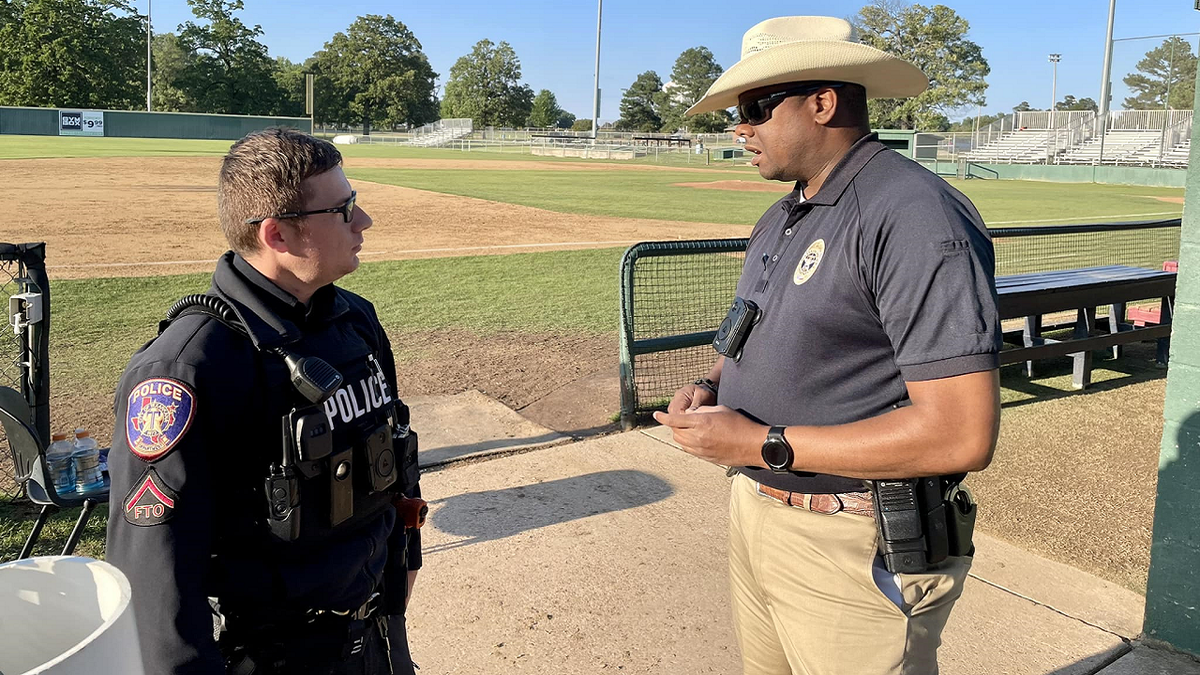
[[106, 128, 423, 675], [654, 16, 1002, 674]]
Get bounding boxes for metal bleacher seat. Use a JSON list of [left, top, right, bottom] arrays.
[[0, 385, 108, 559]]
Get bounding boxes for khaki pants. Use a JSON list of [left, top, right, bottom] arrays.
[[729, 473, 970, 675]]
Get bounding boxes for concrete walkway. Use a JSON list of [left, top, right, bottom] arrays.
[[405, 396, 1200, 674]]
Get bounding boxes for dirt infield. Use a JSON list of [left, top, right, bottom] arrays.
[[3, 156, 750, 279], [674, 179, 793, 192]]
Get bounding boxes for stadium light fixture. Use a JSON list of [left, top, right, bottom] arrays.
[[1049, 54, 1061, 119]]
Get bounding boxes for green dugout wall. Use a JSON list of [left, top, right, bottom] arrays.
[[0, 106, 311, 140], [1142, 70, 1200, 656]]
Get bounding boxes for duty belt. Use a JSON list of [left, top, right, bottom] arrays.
[[308, 592, 382, 622]]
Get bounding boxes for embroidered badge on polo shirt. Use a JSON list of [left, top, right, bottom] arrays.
[[794, 239, 826, 285], [123, 467, 178, 526], [126, 378, 196, 462]]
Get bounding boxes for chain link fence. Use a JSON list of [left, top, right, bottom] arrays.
[[0, 243, 50, 499]]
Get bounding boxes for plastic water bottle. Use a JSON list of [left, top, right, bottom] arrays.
[[72, 428, 106, 494], [45, 432, 76, 495]]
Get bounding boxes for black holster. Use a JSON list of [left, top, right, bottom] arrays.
[[869, 477, 976, 573]]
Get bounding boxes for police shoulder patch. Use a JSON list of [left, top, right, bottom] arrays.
[[123, 467, 178, 526], [126, 377, 196, 462]]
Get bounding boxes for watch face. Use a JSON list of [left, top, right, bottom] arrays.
[[762, 438, 791, 471]]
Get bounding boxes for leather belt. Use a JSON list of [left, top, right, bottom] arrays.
[[755, 483, 875, 518]]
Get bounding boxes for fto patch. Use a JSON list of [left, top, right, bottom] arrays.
[[126, 378, 196, 461], [123, 467, 178, 526], [793, 239, 826, 286]]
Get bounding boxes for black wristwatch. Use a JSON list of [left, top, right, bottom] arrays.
[[761, 425, 794, 474]]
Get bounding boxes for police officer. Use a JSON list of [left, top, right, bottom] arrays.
[[654, 17, 1002, 675], [106, 128, 421, 674]]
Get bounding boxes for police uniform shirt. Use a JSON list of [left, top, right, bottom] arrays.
[[719, 133, 1003, 494], [106, 252, 420, 674]]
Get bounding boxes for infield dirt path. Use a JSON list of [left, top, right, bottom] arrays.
[[3, 156, 750, 279]]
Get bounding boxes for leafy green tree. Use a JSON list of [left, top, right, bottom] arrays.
[[526, 89, 564, 128], [658, 47, 729, 133], [555, 111, 576, 129], [1055, 95, 1097, 112], [0, 0, 145, 109], [441, 39, 534, 127], [571, 118, 593, 132], [1012, 101, 1035, 112], [271, 56, 307, 117], [150, 32, 195, 111], [176, 0, 282, 115], [616, 70, 663, 131], [1123, 36, 1197, 109], [855, 1, 989, 130], [310, 15, 438, 132], [947, 112, 1003, 132]]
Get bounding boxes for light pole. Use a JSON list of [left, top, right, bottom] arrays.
[[1097, 0, 1116, 164], [145, 0, 152, 112], [590, 0, 602, 143], [1049, 53, 1061, 131]]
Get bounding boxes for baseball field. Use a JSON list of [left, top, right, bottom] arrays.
[[0, 134, 1186, 594]]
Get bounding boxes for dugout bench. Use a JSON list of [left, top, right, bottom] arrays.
[[997, 264, 1175, 389]]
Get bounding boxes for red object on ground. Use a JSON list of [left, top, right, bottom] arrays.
[[1126, 306, 1162, 327]]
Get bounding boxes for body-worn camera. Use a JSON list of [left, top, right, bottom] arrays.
[[713, 297, 761, 361]]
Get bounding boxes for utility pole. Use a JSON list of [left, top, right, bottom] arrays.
[[146, 0, 152, 112], [590, 0, 602, 143]]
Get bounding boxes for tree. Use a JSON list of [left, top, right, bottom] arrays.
[[1055, 95, 1097, 112], [947, 112, 1003, 132], [616, 70, 663, 131], [658, 47, 729, 133], [176, 0, 283, 115], [855, 1, 989, 130], [440, 39, 534, 127], [0, 0, 145, 109], [150, 32, 196, 111], [271, 57, 307, 118], [526, 89, 564, 128], [1123, 36, 1197, 109], [1012, 101, 1035, 112], [555, 111, 576, 129], [310, 15, 438, 132], [571, 118, 593, 132]]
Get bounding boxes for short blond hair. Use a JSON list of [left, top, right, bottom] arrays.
[[217, 128, 343, 255]]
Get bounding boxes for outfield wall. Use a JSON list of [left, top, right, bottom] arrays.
[[921, 158, 1186, 188], [0, 106, 311, 140]]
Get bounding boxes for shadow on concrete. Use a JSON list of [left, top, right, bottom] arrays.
[[424, 469, 673, 554]]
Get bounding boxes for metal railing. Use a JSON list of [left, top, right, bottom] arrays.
[[617, 219, 1182, 427]]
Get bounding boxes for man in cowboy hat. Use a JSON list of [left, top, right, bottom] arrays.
[[654, 16, 1002, 674]]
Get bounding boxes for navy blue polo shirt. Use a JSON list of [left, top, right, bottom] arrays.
[[719, 134, 1002, 494]]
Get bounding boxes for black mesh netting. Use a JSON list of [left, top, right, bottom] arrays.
[[620, 220, 1181, 418], [0, 257, 26, 498]]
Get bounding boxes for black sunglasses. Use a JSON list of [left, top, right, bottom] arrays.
[[737, 83, 845, 126], [245, 191, 357, 225]]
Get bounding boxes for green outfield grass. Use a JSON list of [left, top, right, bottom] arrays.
[[348, 166, 1185, 227]]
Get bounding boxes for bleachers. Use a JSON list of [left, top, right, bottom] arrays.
[[406, 118, 473, 148], [962, 130, 1061, 164], [1057, 130, 1165, 165], [1159, 138, 1191, 167]]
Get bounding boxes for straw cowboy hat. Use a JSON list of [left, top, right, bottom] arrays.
[[686, 16, 928, 116]]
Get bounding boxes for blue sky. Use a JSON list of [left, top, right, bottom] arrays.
[[138, 0, 1200, 124]]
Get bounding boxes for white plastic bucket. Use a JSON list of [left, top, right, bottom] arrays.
[[0, 556, 144, 675]]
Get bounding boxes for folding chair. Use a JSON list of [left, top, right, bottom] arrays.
[[0, 385, 109, 559]]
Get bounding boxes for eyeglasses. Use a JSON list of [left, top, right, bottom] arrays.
[[737, 83, 845, 126], [245, 191, 357, 225]]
